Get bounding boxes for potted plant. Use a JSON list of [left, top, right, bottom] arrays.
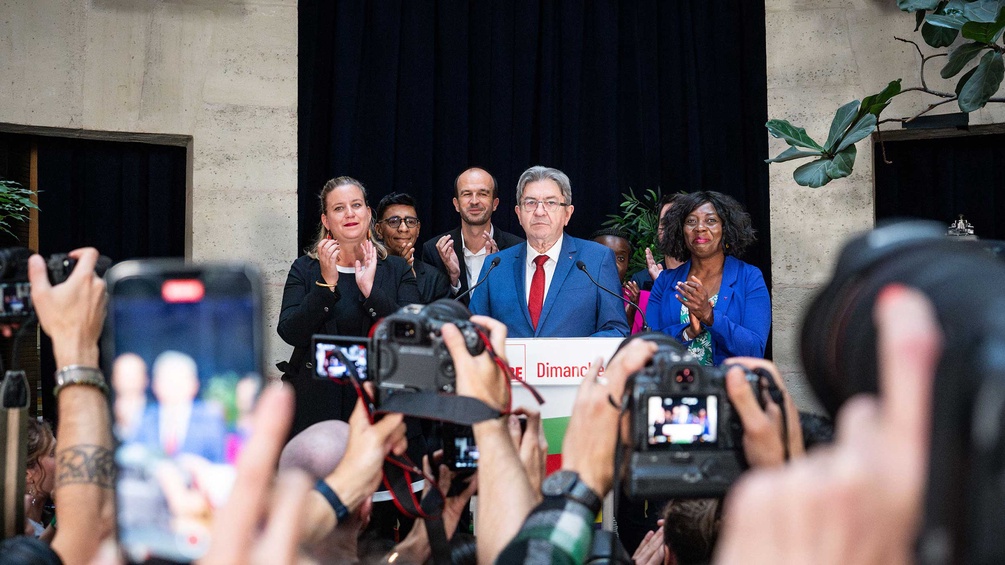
[[0, 178, 38, 241]]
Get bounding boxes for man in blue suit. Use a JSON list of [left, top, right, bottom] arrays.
[[132, 350, 227, 463], [469, 166, 629, 338]]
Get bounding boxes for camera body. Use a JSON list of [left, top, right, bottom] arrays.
[[624, 343, 764, 499], [365, 300, 486, 403], [0, 247, 110, 320]]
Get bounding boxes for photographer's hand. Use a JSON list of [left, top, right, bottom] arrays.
[[304, 391, 408, 544], [29, 248, 106, 368], [561, 338, 658, 497], [445, 314, 533, 563], [508, 408, 548, 502], [446, 314, 510, 411], [724, 358, 804, 468], [30, 248, 115, 565], [715, 286, 940, 565], [202, 385, 314, 565]]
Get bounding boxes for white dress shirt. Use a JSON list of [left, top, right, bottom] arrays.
[[459, 224, 495, 290], [524, 234, 564, 303]]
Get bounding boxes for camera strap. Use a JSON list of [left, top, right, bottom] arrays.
[[348, 375, 451, 537], [377, 392, 502, 426]]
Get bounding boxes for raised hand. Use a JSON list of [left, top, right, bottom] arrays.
[[675, 275, 714, 326], [402, 241, 415, 267], [354, 239, 378, 298], [436, 235, 461, 286], [483, 232, 499, 254], [317, 238, 340, 290], [646, 248, 664, 281]]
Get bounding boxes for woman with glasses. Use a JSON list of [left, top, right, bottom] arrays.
[[374, 192, 449, 304], [646, 191, 770, 365], [277, 177, 421, 436]]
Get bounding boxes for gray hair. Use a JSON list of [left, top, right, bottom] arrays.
[[152, 350, 198, 382], [515, 166, 573, 206]]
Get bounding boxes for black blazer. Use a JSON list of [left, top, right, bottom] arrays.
[[420, 226, 524, 305], [277, 253, 421, 437], [413, 260, 450, 304]]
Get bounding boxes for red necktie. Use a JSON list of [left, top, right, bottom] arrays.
[[529, 255, 548, 329]]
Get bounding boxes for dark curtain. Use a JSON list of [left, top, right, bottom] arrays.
[[35, 136, 187, 422], [874, 134, 1005, 240], [298, 0, 771, 278]]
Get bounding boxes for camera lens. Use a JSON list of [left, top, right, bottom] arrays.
[[800, 220, 1005, 416]]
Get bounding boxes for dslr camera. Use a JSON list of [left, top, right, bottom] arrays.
[[622, 333, 779, 499], [370, 299, 486, 396], [313, 299, 489, 415], [0, 247, 111, 321]]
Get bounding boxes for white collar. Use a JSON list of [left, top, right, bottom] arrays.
[[525, 233, 564, 266]]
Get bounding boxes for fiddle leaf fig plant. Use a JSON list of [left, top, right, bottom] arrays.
[[0, 179, 39, 240], [603, 187, 665, 276], [768, 0, 1005, 187]]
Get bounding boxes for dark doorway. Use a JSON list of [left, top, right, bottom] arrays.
[[873, 127, 1005, 239], [0, 128, 188, 421]]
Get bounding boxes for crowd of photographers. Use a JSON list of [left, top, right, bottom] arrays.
[[1, 239, 953, 565]]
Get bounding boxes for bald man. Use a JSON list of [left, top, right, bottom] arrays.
[[421, 167, 523, 304]]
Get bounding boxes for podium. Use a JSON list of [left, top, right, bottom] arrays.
[[506, 337, 624, 473], [504, 336, 625, 529]]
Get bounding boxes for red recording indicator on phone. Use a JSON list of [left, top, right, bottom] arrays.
[[162, 279, 205, 303]]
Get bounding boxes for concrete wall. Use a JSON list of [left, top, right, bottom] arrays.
[[0, 0, 298, 375], [765, 0, 1005, 409], [4, 0, 997, 405]]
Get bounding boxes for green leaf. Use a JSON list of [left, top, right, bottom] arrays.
[[916, 8, 928, 30], [835, 114, 878, 153], [898, 0, 941, 10], [926, 0, 968, 29], [765, 119, 824, 151], [824, 100, 861, 152], [826, 145, 857, 180], [922, 21, 960, 46], [961, 7, 1005, 42], [859, 79, 903, 120], [765, 146, 823, 164], [942, 42, 988, 78], [956, 66, 979, 96], [958, 50, 1005, 111], [963, 0, 1004, 22], [793, 159, 834, 188]]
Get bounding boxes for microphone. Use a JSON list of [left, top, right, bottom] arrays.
[[455, 257, 501, 302], [576, 260, 649, 331]]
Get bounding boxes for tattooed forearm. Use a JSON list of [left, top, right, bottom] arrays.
[[56, 444, 116, 489]]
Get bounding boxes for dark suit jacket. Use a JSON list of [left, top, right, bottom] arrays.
[[468, 236, 629, 338], [420, 226, 523, 305], [413, 260, 450, 304], [133, 402, 227, 463], [277, 253, 421, 437]]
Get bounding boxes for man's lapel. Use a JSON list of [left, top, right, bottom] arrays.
[[452, 227, 467, 291], [512, 244, 534, 332]]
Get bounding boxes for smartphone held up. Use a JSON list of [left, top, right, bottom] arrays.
[[102, 260, 264, 563]]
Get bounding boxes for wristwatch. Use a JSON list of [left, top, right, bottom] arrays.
[[53, 365, 109, 396], [541, 470, 602, 515]]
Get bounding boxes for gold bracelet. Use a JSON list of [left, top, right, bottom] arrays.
[[315, 280, 336, 289]]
